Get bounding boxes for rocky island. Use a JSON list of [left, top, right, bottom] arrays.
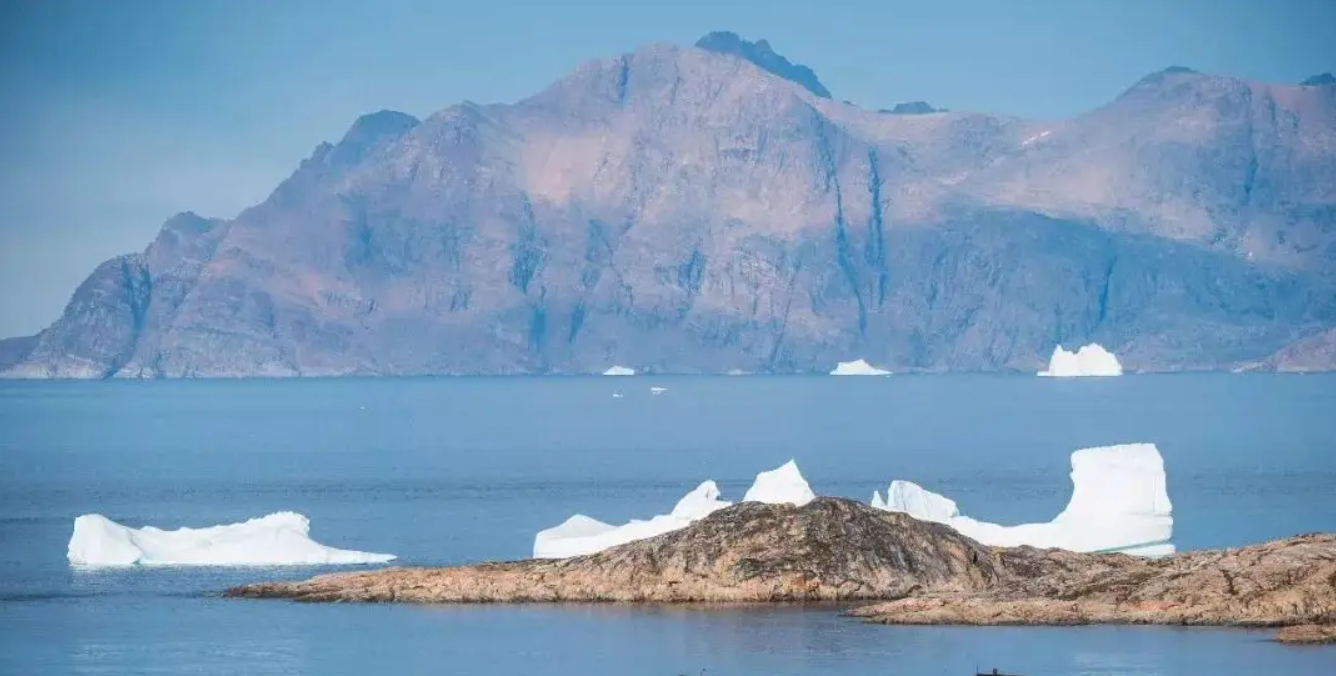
[[226, 498, 1335, 644]]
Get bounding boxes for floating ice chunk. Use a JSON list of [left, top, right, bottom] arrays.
[[1038, 344, 1122, 377], [872, 443, 1172, 556], [830, 359, 891, 376], [669, 480, 730, 519], [532, 481, 731, 559], [67, 512, 395, 567], [612, 392, 624, 398], [603, 366, 635, 376], [533, 462, 816, 559], [742, 460, 816, 506], [532, 514, 618, 559], [649, 386, 666, 395], [882, 480, 961, 522]]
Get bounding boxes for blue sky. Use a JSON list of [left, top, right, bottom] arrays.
[[1, 0, 1332, 338]]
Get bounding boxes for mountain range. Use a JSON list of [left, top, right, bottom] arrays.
[[3, 35, 1334, 378]]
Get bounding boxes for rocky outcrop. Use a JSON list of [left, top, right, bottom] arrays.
[[1273, 624, 1336, 644], [226, 499, 1006, 602], [852, 533, 1336, 630], [5, 34, 1336, 378], [227, 500, 1336, 649]]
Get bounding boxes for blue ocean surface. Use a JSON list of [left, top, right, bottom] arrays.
[[1, 375, 1334, 675]]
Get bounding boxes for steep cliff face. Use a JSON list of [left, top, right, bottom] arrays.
[[5, 37, 1335, 378]]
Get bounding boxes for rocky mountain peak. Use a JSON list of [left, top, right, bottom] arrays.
[[1127, 65, 1201, 89], [694, 31, 831, 98], [1301, 72, 1335, 87], [327, 109, 421, 166], [879, 101, 943, 115]]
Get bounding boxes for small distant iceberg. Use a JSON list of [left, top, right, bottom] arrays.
[[603, 366, 636, 376], [649, 386, 667, 395], [871, 443, 1173, 556], [829, 359, 892, 376], [1038, 344, 1122, 377], [533, 460, 817, 559], [67, 512, 396, 567]]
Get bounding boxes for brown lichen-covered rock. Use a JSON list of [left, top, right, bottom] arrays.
[[226, 498, 1006, 603], [227, 500, 1336, 648], [851, 533, 1336, 628]]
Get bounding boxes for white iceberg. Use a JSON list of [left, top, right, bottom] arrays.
[[830, 359, 891, 376], [742, 460, 816, 506], [532, 514, 619, 559], [603, 366, 636, 376], [533, 480, 732, 558], [67, 512, 396, 567], [1038, 344, 1122, 377], [871, 443, 1173, 556], [870, 481, 960, 522], [649, 386, 666, 395], [532, 461, 818, 559]]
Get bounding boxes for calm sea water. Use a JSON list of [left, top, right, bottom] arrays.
[[1, 375, 1334, 675]]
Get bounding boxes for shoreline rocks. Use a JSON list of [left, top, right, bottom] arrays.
[[851, 532, 1335, 630], [1273, 624, 1336, 645], [226, 499, 1335, 646]]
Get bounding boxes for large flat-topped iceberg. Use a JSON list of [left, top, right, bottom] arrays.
[[830, 359, 891, 376], [872, 443, 1173, 556], [602, 366, 635, 376], [67, 512, 396, 567], [533, 461, 817, 559], [1038, 344, 1123, 377]]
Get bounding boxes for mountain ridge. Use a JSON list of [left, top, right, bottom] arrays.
[[5, 35, 1335, 378]]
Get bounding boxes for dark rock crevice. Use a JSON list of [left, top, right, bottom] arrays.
[[865, 149, 889, 307], [814, 122, 866, 335], [615, 56, 631, 105], [102, 258, 153, 379], [1094, 256, 1117, 328], [509, 196, 545, 294]]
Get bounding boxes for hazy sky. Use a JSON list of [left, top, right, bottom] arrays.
[[1, 0, 1332, 338]]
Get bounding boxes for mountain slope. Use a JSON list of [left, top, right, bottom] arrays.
[[0, 335, 37, 372], [1254, 327, 1336, 372], [5, 36, 1335, 378]]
